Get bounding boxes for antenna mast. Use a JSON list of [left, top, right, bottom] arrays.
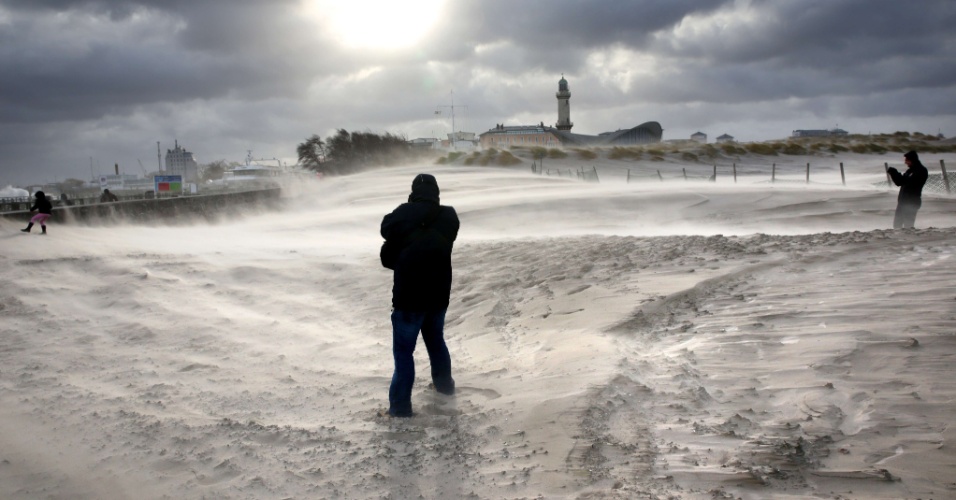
[[437, 90, 467, 150]]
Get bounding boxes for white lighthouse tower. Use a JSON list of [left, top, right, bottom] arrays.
[[555, 75, 573, 131]]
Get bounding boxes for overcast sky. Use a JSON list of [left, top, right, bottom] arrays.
[[2, 0, 955, 186]]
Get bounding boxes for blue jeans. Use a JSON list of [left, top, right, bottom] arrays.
[[389, 308, 454, 417]]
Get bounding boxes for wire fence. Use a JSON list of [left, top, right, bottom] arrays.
[[531, 161, 600, 183], [921, 174, 950, 194], [528, 159, 953, 195]]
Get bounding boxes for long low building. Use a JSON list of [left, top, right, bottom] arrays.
[[479, 121, 662, 148], [791, 128, 849, 138]]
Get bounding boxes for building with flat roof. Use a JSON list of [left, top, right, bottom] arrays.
[[165, 140, 200, 182], [480, 123, 561, 148], [791, 128, 848, 138], [408, 138, 440, 150]]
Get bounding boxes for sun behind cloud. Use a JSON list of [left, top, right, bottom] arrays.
[[302, 0, 444, 50]]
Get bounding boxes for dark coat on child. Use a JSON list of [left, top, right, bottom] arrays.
[[31, 191, 53, 214]]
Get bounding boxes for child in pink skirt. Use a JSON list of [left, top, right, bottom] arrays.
[[21, 190, 53, 234]]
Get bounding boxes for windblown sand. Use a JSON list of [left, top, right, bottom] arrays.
[[2, 160, 955, 499]]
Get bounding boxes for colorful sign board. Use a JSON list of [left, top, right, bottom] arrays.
[[154, 175, 183, 193]]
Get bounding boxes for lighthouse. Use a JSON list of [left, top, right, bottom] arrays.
[[555, 75, 573, 131]]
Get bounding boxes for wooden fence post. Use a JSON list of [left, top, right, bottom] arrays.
[[806, 162, 810, 184], [712, 164, 717, 182], [733, 162, 737, 183], [840, 162, 846, 186], [771, 163, 776, 184], [941, 160, 951, 194], [884, 162, 892, 188], [657, 170, 663, 181], [592, 166, 599, 183]]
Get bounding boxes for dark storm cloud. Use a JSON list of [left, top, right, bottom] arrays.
[[424, 0, 730, 73], [689, 0, 956, 65], [1, 0, 954, 186], [3, 0, 953, 124], [0, 0, 143, 19], [645, 0, 956, 101], [414, 0, 956, 119], [472, 0, 727, 47], [0, 0, 349, 124]]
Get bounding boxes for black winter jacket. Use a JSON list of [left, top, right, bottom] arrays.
[[888, 163, 928, 206], [30, 193, 53, 214], [381, 178, 459, 311]]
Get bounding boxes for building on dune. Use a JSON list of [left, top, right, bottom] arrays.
[[444, 131, 479, 150], [408, 137, 440, 150], [716, 133, 735, 143], [791, 128, 849, 138], [479, 76, 663, 149]]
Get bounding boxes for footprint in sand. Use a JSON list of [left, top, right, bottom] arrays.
[[367, 386, 503, 424], [179, 363, 219, 372], [380, 429, 426, 442], [194, 459, 242, 485], [455, 386, 502, 400], [418, 385, 501, 416]]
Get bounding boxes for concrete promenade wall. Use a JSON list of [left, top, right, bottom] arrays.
[[1, 188, 282, 225]]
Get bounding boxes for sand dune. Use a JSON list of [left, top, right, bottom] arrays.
[[2, 163, 955, 499]]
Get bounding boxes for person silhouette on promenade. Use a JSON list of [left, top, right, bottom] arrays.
[[100, 189, 118, 203], [887, 150, 929, 229], [21, 191, 53, 234], [380, 174, 460, 417]]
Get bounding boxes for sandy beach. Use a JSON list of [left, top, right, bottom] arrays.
[[2, 156, 955, 499]]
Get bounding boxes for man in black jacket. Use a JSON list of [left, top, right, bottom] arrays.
[[887, 150, 929, 229], [380, 173, 460, 417]]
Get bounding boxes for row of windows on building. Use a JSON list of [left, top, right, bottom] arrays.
[[485, 134, 558, 146]]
